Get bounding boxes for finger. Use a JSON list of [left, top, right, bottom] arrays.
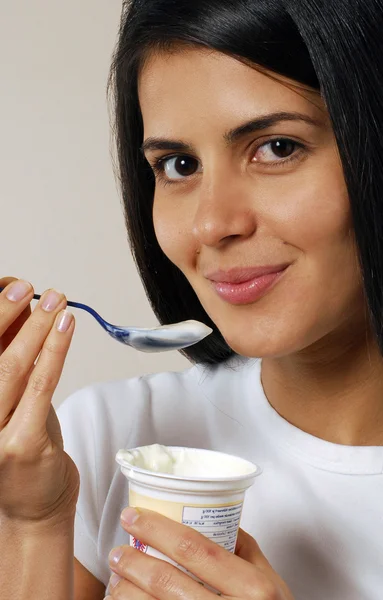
[[0, 362, 35, 430], [235, 528, 268, 567], [10, 309, 75, 436], [108, 573, 158, 600], [119, 508, 269, 596], [0, 289, 67, 422], [235, 529, 294, 599], [0, 279, 34, 351], [109, 545, 215, 600], [1, 305, 31, 353], [0, 277, 17, 289]]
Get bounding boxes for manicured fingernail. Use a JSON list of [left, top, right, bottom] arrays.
[[109, 547, 124, 565], [121, 507, 139, 526], [56, 310, 73, 333], [6, 280, 32, 302], [41, 289, 62, 312], [109, 573, 122, 589]]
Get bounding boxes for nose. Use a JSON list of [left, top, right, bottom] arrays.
[[192, 170, 257, 247]]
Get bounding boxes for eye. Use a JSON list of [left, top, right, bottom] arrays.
[[252, 138, 303, 164], [163, 155, 201, 180], [151, 154, 202, 182]]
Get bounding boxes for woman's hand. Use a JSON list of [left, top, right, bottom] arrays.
[[0, 277, 79, 525], [107, 508, 294, 599]]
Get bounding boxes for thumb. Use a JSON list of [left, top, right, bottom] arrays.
[[235, 528, 270, 568], [236, 529, 294, 599], [0, 277, 32, 354]]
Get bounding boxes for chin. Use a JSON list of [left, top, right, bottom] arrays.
[[219, 320, 317, 359], [222, 335, 287, 358], [198, 292, 330, 358]]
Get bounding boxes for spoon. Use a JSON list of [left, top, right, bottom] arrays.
[[0, 288, 213, 352]]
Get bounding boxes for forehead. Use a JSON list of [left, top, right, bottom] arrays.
[[138, 48, 325, 135]]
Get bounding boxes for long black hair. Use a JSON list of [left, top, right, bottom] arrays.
[[109, 0, 383, 364]]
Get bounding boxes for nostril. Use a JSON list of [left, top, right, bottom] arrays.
[[192, 217, 256, 248]]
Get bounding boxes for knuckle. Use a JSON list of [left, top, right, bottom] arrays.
[[0, 355, 20, 382], [174, 533, 209, 564], [29, 318, 46, 334], [29, 371, 55, 394], [44, 339, 65, 356], [149, 565, 178, 596], [1, 436, 31, 461], [255, 581, 281, 600]]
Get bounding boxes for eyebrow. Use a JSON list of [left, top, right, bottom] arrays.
[[140, 111, 322, 154]]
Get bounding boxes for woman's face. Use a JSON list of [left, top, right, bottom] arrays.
[[139, 48, 364, 358]]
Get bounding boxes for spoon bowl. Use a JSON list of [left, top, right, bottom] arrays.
[[107, 320, 212, 352]]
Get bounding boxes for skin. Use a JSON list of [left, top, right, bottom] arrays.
[[0, 277, 80, 599], [107, 507, 294, 599], [139, 47, 383, 447]]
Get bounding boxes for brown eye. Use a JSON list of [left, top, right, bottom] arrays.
[[163, 155, 201, 179], [270, 139, 296, 158], [253, 138, 303, 164]]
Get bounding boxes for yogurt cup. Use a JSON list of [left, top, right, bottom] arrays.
[[115, 444, 261, 592]]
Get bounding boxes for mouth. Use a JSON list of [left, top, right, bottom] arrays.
[[205, 264, 290, 305]]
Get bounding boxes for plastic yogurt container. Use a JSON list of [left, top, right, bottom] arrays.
[[115, 444, 261, 592]]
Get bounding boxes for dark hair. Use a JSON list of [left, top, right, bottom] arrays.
[[109, 0, 383, 364]]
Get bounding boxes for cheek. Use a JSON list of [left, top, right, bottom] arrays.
[[265, 164, 352, 252], [153, 195, 196, 270]]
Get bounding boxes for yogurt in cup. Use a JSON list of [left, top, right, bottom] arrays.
[[115, 444, 261, 591]]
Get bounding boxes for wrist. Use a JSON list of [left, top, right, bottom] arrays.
[[1, 507, 75, 536], [0, 513, 75, 600]]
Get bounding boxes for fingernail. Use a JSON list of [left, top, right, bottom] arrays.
[[56, 310, 73, 333], [109, 573, 122, 589], [41, 289, 62, 312], [109, 547, 124, 565], [121, 507, 139, 526], [104, 596, 112, 600], [6, 280, 32, 302]]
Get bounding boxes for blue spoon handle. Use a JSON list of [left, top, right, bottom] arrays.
[[0, 287, 110, 330]]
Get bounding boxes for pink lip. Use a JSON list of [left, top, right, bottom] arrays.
[[206, 264, 289, 305]]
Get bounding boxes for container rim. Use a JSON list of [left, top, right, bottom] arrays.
[[115, 446, 262, 483]]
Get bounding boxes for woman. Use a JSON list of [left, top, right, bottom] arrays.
[[1, 0, 382, 598]]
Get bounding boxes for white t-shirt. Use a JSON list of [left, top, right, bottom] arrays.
[[57, 356, 383, 599]]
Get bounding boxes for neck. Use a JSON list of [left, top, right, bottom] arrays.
[[261, 329, 383, 446]]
